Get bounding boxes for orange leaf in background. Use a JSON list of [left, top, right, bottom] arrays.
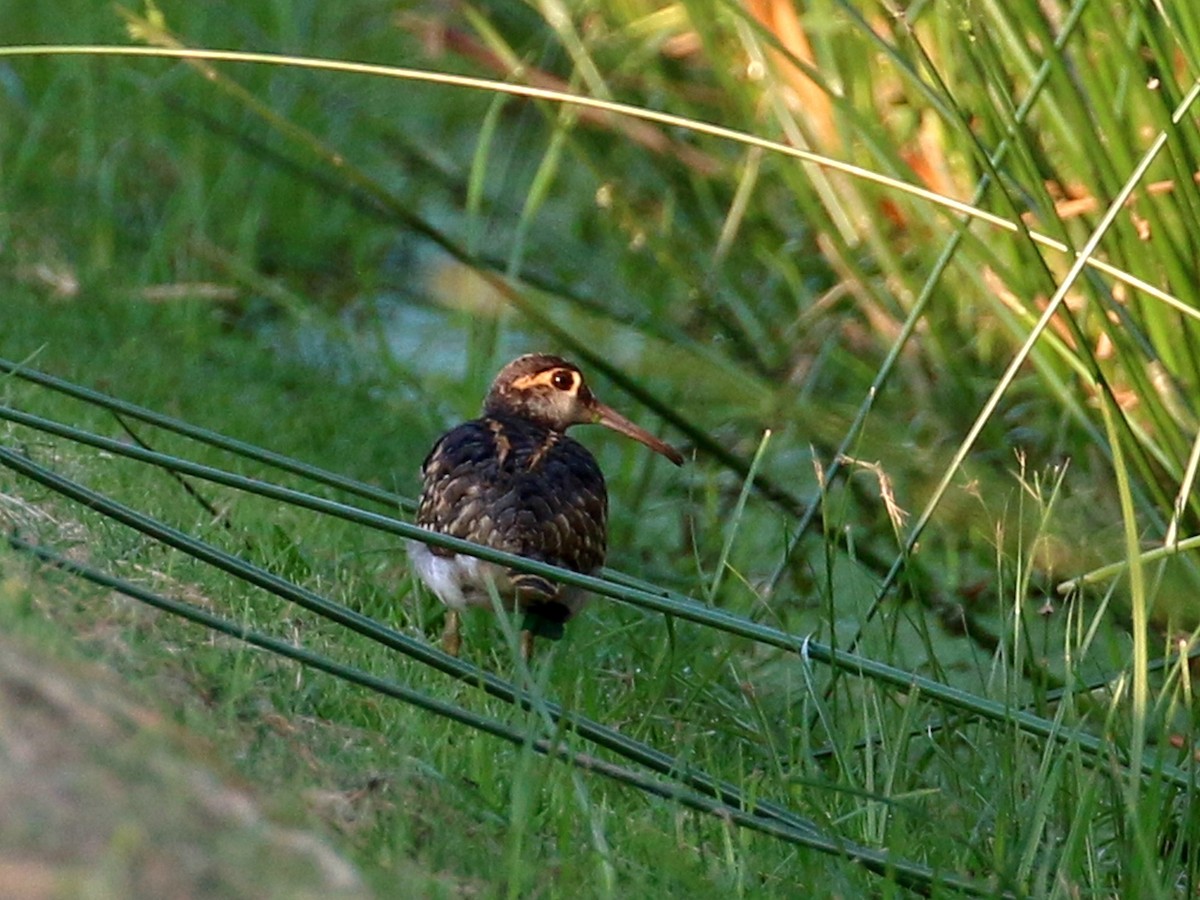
[[744, 0, 839, 152]]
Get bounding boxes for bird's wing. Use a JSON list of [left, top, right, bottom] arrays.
[[417, 417, 608, 574]]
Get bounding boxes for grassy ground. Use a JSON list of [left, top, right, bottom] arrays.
[[3, 291, 867, 896], [4, 1, 1200, 896]]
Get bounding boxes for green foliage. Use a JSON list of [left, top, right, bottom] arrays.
[[3, 0, 1200, 895]]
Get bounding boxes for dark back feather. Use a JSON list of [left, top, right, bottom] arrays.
[[416, 414, 608, 575]]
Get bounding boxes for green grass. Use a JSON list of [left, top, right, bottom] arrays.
[[3, 0, 1200, 895]]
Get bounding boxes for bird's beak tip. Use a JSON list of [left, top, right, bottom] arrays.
[[594, 402, 685, 466]]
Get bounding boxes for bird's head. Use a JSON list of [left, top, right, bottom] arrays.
[[484, 354, 683, 465]]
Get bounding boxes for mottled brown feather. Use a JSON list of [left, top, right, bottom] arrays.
[[417, 413, 608, 580]]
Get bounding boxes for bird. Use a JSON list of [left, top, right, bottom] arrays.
[[408, 353, 683, 659]]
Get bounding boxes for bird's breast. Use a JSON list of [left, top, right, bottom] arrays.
[[416, 415, 609, 576]]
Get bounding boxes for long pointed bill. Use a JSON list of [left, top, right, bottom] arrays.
[[593, 402, 684, 466]]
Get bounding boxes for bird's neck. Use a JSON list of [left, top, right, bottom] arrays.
[[483, 401, 566, 433]]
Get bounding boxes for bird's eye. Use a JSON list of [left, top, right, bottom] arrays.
[[550, 369, 575, 391]]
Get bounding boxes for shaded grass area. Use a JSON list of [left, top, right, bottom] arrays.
[[0, 618, 370, 898]]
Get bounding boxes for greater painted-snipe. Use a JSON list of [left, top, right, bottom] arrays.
[[408, 353, 683, 659]]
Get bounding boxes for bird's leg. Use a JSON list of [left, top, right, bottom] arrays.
[[441, 609, 462, 657], [520, 629, 535, 662]]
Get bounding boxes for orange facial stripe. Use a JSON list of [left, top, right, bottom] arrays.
[[510, 368, 579, 393]]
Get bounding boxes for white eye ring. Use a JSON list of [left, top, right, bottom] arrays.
[[551, 370, 575, 391]]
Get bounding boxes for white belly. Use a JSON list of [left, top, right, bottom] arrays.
[[407, 540, 591, 618]]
